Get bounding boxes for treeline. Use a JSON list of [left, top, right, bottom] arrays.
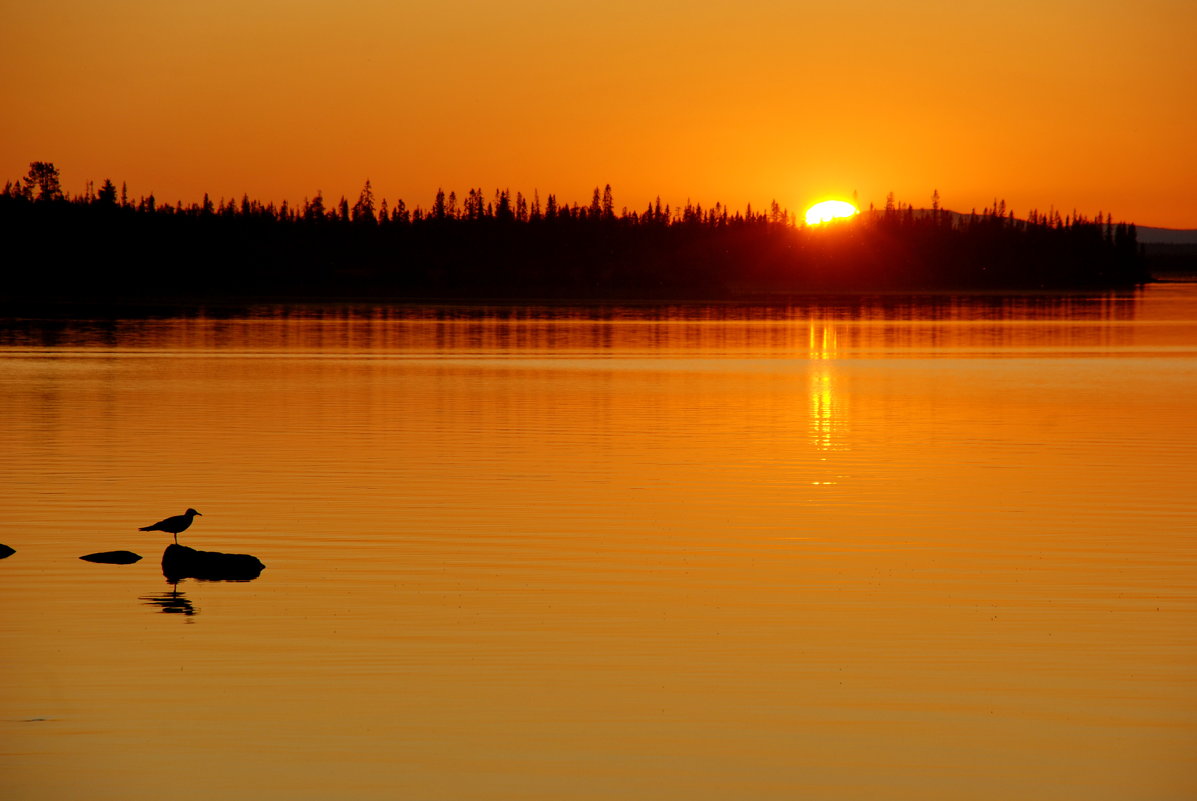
[[2, 162, 1149, 300]]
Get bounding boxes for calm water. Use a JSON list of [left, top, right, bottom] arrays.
[[2, 288, 1196, 800]]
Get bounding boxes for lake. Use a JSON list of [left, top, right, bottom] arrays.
[[2, 286, 1196, 800]]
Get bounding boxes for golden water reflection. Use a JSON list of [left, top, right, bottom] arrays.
[[2, 288, 1197, 801]]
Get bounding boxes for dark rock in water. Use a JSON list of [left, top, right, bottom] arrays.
[[0, 543, 14, 559], [162, 543, 265, 582], [80, 550, 142, 564]]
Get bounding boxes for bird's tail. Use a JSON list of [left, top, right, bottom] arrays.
[[138, 526, 154, 531]]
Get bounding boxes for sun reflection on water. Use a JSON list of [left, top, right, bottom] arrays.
[[807, 322, 846, 455]]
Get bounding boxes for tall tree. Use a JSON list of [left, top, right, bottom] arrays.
[[352, 179, 376, 223], [24, 161, 62, 202], [304, 191, 326, 222], [495, 189, 512, 221], [96, 178, 118, 207]]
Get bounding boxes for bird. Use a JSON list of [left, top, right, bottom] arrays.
[[139, 508, 202, 544]]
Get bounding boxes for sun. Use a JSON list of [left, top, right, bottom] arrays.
[[805, 200, 859, 226]]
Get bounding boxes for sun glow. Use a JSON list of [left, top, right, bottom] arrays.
[[805, 200, 859, 226]]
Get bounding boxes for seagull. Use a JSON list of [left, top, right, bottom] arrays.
[[139, 508, 202, 544]]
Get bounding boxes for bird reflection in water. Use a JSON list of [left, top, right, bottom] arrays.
[[140, 582, 197, 618]]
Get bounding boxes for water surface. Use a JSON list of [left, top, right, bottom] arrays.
[[2, 288, 1196, 800]]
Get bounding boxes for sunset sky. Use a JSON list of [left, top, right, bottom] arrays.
[[3, 0, 1195, 227]]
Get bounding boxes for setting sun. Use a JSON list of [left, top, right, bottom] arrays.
[[805, 200, 859, 225]]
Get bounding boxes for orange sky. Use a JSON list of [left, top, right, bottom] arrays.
[[3, 0, 1195, 227]]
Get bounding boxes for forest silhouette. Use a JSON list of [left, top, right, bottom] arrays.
[[3, 162, 1149, 300]]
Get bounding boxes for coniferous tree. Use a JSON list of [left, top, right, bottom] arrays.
[[496, 189, 513, 222], [352, 179, 376, 223], [304, 192, 326, 222], [96, 178, 118, 207], [24, 162, 63, 202]]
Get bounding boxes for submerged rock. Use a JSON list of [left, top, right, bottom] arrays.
[[161, 543, 265, 582], [0, 543, 14, 559], [80, 550, 142, 564]]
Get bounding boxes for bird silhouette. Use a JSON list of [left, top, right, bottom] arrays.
[[139, 508, 202, 544]]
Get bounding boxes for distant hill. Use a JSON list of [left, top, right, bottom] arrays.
[[1135, 227, 1197, 278], [912, 211, 1196, 244], [1136, 226, 1197, 244], [911, 212, 1197, 276]]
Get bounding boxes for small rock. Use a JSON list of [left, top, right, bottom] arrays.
[[80, 550, 143, 564]]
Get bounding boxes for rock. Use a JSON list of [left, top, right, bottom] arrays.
[[80, 550, 142, 564], [0, 543, 14, 559], [161, 543, 265, 582]]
